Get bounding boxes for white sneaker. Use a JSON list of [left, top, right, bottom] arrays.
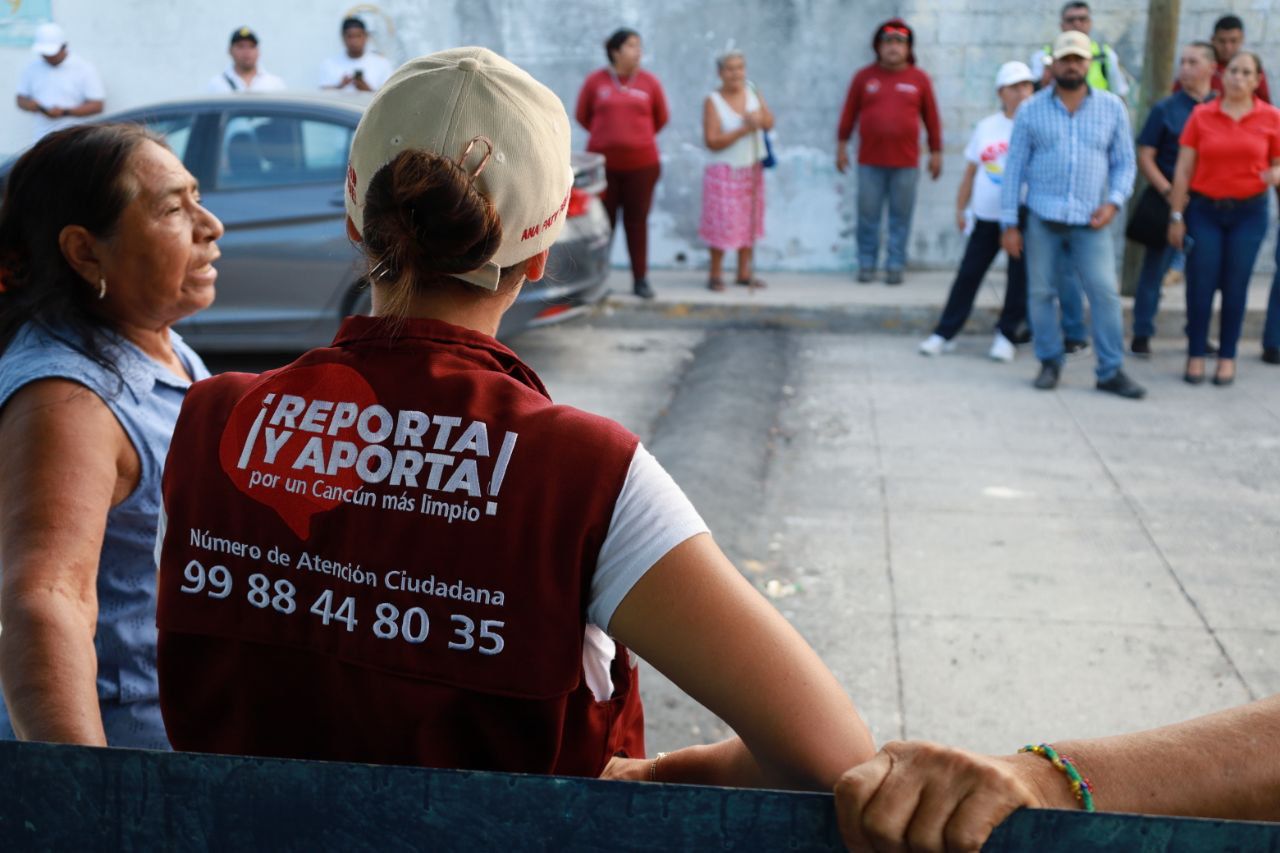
[[919, 334, 954, 356], [988, 332, 1016, 362]]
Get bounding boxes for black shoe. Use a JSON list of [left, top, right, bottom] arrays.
[[1064, 338, 1089, 356], [633, 279, 655, 300], [1033, 361, 1060, 390], [885, 269, 904, 285], [1009, 327, 1033, 345], [856, 268, 875, 284], [1183, 370, 1206, 385], [1212, 373, 1235, 387], [1130, 336, 1151, 358], [1263, 347, 1280, 365], [1097, 370, 1146, 399]]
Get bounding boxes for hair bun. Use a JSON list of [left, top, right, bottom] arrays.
[[362, 149, 502, 285]]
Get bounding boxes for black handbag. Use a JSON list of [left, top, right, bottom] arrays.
[[1125, 185, 1170, 248]]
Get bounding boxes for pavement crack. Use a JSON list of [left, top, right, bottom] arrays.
[[867, 370, 908, 742], [1053, 393, 1257, 701]]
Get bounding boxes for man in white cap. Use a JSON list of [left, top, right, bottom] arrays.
[[919, 61, 1036, 362], [1001, 30, 1143, 399], [14, 23, 105, 145]]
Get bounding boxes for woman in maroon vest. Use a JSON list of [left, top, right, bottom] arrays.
[[575, 29, 668, 300], [155, 48, 874, 789]]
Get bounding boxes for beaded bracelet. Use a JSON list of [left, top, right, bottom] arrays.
[[1019, 743, 1096, 812]]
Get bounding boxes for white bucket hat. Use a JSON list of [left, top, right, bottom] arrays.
[[345, 47, 573, 291]]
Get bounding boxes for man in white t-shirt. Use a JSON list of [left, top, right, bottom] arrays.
[[919, 61, 1035, 361], [14, 23, 105, 145], [318, 17, 393, 92], [207, 27, 287, 94]]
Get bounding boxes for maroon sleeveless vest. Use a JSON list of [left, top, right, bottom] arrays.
[[157, 316, 645, 775]]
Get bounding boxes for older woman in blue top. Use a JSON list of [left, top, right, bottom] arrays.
[[0, 123, 222, 747]]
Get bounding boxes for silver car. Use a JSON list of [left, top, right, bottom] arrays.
[[5, 93, 611, 349]]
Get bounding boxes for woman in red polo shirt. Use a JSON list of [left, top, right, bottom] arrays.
[[1168, 51, 1280, 385], [575, 29, 669, 300]]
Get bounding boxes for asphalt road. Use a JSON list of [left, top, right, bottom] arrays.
[[207, 318, 1280, 756]]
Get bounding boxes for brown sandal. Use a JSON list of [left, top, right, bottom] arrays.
[[707, 276, 726, 291], [734, 276, 767, 289]]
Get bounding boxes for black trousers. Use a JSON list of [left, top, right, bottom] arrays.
[[934, 212, 1028, 340]]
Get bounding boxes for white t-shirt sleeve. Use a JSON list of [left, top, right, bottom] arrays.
[[81, 60, 105, 102], [16, 62, 35, 99], [586, 443, 709, 632]]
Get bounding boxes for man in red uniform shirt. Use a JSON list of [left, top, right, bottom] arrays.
[[836, 19, 942, 285]]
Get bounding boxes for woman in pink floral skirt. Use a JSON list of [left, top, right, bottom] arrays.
[[699, 50, 774, 290]]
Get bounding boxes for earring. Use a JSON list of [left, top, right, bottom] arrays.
[[97, 277, 107, 300]]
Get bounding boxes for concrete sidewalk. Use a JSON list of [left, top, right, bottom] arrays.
[[600, 267, 1276, 343]]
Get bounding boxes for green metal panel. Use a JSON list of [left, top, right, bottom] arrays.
[[0, 741, 1276, 851]]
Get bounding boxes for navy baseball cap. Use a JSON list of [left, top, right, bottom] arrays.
[[230, 26, 259, 46]]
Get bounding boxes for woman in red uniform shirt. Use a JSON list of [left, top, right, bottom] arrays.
[[1168, 51, 1280, 386], [575, 29, 669, 300], [156, 47, 874, 790]]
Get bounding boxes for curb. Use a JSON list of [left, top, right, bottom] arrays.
[[596, 297, 1271, 340]]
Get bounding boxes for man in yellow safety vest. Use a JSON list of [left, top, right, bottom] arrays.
[[1035, 1, 1129, 100]]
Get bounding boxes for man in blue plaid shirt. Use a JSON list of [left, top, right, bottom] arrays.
[[1001, 31, 1146, 398]]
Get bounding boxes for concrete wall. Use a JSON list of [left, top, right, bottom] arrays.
[[3, 0, 1279, 272]]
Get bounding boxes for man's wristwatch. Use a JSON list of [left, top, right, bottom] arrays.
[[1169, 211, 1184, 223]]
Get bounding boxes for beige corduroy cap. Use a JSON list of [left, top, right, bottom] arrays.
[[345, 47, 573, 290]]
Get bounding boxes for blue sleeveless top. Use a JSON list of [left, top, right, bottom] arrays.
[[0, 322, 209, 749]]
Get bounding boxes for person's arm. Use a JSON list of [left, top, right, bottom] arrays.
[[608, 533, 876, 790], [1166, 142, 1198, 250], [15, 67, 42, 114], [76, 62, 105, 117], [752, 88, 775, 132], [703, 96, 757, 152], [1106, 45, 1131, 100], [0, 379, 138, 745], [834, 695, 1280, 852], [574, 75, 595, 132], [1094, 101, 1135, 228], [650, 77, 670, 134], [999, 110, 1031, 257], [920, 73, 943, 180], [16, 95, 44, 114], [836, 73, 862, 173], [954, 162, 977, 231], [1136, 146, 1170, 195], [67, 99, 104, 118]]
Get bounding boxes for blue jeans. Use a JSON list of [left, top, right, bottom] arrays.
[[857, 164, 919, 272], [1132, 244, 1178, 339], [1266, 236, 1280, 350], [1025, 212, 1126, 380], [1184, 193, 1267, 359], [1055, 267, 1090, 341]]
